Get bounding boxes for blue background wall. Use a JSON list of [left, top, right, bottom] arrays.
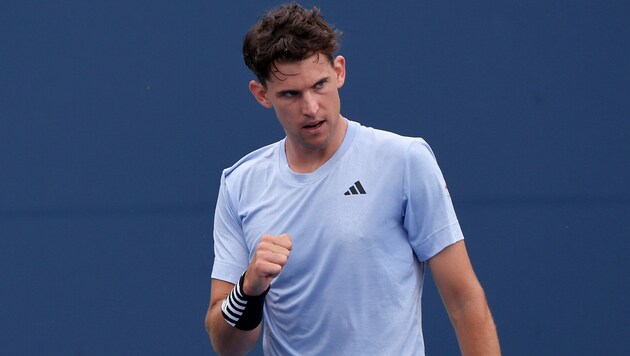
[[1, 1, 628, 355]]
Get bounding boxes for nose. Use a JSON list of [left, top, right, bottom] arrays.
[[301, 92, 318, 117]]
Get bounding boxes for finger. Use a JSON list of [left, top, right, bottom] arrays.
[[257, 240, 290, 257], [258, 234, 292, 252], [273, 234, 293, 250], [252, 259, 283, 277], [255, 248, 289, 266]]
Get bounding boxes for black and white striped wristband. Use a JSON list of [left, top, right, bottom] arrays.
[[221, 271, 269, 331]]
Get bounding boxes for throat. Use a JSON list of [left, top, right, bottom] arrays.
[[285, 147, 330, 173], [285, 116, 347, 173]]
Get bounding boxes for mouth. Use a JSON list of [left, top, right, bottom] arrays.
[[303, 120, 324, 130]]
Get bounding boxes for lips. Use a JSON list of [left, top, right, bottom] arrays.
[[303, 120, 324, 129]]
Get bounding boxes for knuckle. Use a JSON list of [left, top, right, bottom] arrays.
[[254, 248, 266, 258]]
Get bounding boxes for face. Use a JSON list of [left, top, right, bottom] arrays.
[[250, 53, 346, 160]]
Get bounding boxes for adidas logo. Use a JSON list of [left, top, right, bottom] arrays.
[[344, 181, 366, 195]]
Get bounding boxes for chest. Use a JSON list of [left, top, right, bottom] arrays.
[[237, 161, 410, 265]]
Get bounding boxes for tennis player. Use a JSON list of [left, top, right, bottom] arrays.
[[205, 3, 500, 355]]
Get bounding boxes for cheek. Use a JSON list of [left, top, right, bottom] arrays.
[[273, 103, 298, 120], [323, 92, 341, 110], [272, 106, 295, 127]]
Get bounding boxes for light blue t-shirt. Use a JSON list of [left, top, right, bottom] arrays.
[[211, 119, 464, 355]]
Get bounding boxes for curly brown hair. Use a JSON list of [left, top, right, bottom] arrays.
[[242, 3, 342, 85]]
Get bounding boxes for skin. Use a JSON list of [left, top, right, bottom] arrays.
[[205, 53, 500, 355], [206, 54, 346, 355], [206, 234, 292, 355], [429, 241, 501, 355], [249, 53, 347, 173]]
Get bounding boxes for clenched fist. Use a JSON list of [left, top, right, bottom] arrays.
[[243, 233, 292, 296]]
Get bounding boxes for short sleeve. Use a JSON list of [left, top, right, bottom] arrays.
[[211, 172, 250, 284], [403, 139, 464, 261]]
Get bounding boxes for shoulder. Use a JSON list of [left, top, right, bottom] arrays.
[[351, 120, 431, 158], [221, 140, 281, 193]]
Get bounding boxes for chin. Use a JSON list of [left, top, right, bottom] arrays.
[[301, 137, 331, 151]]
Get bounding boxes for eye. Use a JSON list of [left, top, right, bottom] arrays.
[[280, 91, 299, 98], [314, 79, 328, 89]]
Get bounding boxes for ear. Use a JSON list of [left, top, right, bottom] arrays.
[[249, 80, 273, 108], [333, 55, 346, 89]]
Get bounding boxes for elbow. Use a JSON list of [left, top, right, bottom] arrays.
[[445, 285, 488, 316], [205, 310, 223, 354], [205, 311, 246, 356], [210, 338, 246, 356], [204, 312, 212, 338], [204, 303, 260, 355], [448, 287, 493, 325], [210, 344, 231, 356]]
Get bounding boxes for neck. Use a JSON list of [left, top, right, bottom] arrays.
[[286, 117, 347, 174]]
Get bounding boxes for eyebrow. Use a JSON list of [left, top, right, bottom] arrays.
[[275, 76, 330, 97]]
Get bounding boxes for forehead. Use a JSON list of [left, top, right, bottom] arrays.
[[266, 53, 334, 88]]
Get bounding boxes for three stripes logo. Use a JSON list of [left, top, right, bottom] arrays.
[[344, 181, 366, 196]]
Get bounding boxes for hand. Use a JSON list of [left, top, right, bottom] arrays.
[[243, 234, 292, 296]]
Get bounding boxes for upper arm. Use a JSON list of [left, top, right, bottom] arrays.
[[403, 139, 464, 261], [428, 240, 485, 311], [213, 175, 250, 283]]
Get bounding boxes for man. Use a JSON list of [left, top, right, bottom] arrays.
[[205, 3, 500, 355]]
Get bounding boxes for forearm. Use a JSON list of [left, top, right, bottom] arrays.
[[206, 235, 291, 354], [448, 293, 500, 356], [206, 301, 261, 356]]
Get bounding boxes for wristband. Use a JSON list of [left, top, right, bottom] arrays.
[[221, 271, 269, 331]]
